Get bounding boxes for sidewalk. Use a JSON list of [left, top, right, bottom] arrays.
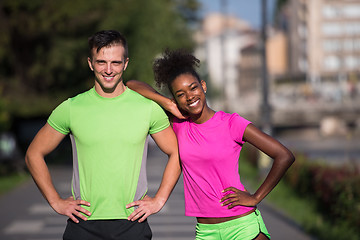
[[146, 141, 315, 240], [0, 141, 315, 240]]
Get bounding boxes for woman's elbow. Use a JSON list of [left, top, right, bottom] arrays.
[[284, 149, 295, 166]]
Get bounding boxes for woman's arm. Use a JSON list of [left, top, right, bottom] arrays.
[[221, 124, 295, 208], [126, 80, 186, 119]]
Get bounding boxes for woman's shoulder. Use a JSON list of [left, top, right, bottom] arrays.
[[172, 116, 189, 124], [216, 111, 241, 120], [216, 111, 251, 125]]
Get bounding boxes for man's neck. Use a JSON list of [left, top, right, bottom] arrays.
[[94, 80, 126, 98]]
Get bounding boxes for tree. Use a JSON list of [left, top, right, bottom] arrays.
[[0, 0, 199, 119]]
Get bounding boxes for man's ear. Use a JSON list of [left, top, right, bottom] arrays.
[[123, 58, 129, 71], [88, 57, 94, 71]]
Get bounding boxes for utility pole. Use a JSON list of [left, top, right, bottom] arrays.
[[220, 0, 228, 111], [260, 0, 272, 136], [259, 0, 273, 176]]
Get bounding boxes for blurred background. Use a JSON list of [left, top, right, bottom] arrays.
[[0, 0, 359, 239]]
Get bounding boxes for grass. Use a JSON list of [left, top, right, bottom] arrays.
[[239, 157, 321, 235], [261, 174, 359, 239], [0, 172, 29, 196], [239, 146, 360, 240]]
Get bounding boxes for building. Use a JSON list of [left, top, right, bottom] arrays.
[[194, 13, 258, 111], [195, 12, 289, 118], [282, 0, 360, 99], [194, 2, 360, 129]]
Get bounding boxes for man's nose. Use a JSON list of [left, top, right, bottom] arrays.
[[105, 63, 112, 74]]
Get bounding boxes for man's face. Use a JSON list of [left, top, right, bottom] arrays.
[[88, 44, 129, 95]]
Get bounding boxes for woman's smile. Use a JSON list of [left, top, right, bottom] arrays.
[[188, 99, 200, 107]]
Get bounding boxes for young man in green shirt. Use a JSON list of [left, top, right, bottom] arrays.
[[25, 30, 181, 240]]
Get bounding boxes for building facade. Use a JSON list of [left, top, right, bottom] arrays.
[[285, 0, 360, 84]]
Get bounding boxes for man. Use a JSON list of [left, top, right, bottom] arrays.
[[25, 30, 181, 240]]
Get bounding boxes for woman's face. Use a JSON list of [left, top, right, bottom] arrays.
[[171, 73, 207, 117]]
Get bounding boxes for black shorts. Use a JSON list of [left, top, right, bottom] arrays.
[[63, 217, 152, 240]]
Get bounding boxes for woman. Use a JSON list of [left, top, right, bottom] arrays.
[[126, 49, 295, 239]]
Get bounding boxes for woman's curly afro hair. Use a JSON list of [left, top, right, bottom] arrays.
[[153, 48, 201, 91]]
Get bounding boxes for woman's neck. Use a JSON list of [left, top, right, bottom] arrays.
[[191, 106, 215, 124]]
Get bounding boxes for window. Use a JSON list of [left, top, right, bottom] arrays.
[[298, 58, 308, 71], [345, 23, 360, 36], [322, 23, 342, 36], [323, 40, 341, 52], [322, 5, 340, 18], [323, 55, 340, 70], [343, 5, 360, 18], [298, 24, 307, 38], [323, 4, 360, 18], [345, 56, 357, 69]]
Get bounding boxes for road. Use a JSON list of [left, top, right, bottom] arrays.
[[0, 139, 315, 240]]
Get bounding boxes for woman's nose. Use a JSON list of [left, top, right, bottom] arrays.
[[186, 93, 195, 101]]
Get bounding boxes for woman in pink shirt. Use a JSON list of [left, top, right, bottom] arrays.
[[126, 49, 295, 240]]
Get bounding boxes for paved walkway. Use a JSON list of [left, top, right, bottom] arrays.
[[0, 140, 315, 240], [146, 140, 315, 240]]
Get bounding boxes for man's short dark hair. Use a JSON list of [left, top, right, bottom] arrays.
[[88, 30, 128, 59]]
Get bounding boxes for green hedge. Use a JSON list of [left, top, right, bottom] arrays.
[[284, 154, 360, 239]]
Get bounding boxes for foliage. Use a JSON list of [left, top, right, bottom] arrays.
[[0, 172, 28, 195], [241, 146, 360, 239], [0, 0, 199, 122], [0, 98, 11, 132], [283, 154, 360, 239]]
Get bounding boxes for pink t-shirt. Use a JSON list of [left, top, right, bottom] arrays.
[[172, 111, 255, 217]]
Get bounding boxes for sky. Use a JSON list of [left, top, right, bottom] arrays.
[[197, 0, 277, 29]]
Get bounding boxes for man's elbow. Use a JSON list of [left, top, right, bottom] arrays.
[[24, 147, 39, 170], [24, 150, 33, 169]]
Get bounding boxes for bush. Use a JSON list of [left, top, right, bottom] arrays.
[[283, 154, 360, 238]]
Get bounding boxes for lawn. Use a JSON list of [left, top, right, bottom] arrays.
[[0, 172, 29, 196]]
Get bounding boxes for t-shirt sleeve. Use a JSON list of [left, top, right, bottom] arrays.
[[47, 99, 71, 135], [149, 101, 170, 134], [229, 113, 251, 145]]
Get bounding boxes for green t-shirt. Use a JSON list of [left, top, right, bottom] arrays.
[[48, 87, 169, 220]]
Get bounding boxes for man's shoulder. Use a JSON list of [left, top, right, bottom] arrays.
[[126, 88, 159, 106], [56, 88, 94, 108], [126, 88, 149, 100], [51, 89, 92, 115], [69, 88, 93, 101]]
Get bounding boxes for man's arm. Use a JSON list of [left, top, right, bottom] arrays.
[[25, 123, 91, 223], [126, 80, 186, 119], [126, 126, 181, 222]]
